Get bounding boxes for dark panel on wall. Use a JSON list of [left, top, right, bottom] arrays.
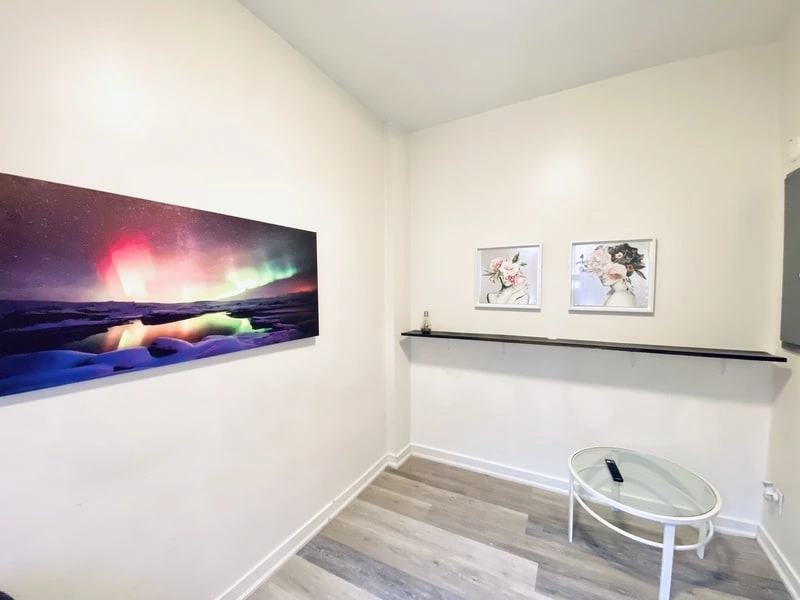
[[782, 167, 800, 347]]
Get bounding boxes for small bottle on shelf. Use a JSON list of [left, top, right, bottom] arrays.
[[420, 311, 432, 335]]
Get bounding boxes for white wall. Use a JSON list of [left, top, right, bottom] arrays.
[[0, 2, 388, 599], [408, 45, 784, 531], [761, 6, 800, 595], [383, 124, 411, 457]]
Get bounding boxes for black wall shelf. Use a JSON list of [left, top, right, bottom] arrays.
[[401, 330, 787, 363]]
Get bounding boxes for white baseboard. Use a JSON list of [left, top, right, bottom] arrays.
[[409, 443, 758, 539], [410, 443, 569, 495], [387, 443, 411, 469], [715, 518, 758, 538], [758, 526, 800, 600], [215, 454, 388, 600]]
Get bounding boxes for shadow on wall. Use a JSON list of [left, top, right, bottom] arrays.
[[0, 335, 316, 410], [401, 337, 789, 406]]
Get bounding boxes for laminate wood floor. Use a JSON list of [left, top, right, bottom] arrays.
[[251, 457, 791, 600]]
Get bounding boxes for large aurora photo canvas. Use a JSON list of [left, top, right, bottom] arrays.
[[0, 173, 319, 397]]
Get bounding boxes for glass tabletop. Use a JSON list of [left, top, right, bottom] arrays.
[[569, 447, 720, 519]]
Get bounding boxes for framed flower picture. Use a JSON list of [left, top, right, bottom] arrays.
[[476, 244, 542, 310], [570, 238, 656, 313]]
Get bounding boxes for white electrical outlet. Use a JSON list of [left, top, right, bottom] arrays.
[[763, 481, 785, 515]]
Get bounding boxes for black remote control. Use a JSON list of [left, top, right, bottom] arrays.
[[605, 458, 624, 483]]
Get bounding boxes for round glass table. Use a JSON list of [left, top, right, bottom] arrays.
[[568, 447, 722, 600]]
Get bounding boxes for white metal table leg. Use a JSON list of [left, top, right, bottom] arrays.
[[568, 474, 575, 543], [659, 524, 676, 600], [696, 521, 708, 559]]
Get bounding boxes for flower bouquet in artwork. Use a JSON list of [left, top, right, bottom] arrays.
[[573, 239, 654, 311], [476, 244, 541, 309], [483, 252, 531, 305]]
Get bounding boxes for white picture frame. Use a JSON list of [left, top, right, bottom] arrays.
[[570, 238, 656, 313], [476, 244, 542, 310]]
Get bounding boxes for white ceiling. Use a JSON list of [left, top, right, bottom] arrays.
[[239, 0, 790, 131]]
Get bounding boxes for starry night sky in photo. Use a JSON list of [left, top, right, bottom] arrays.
[[0, 173, 317, 303]]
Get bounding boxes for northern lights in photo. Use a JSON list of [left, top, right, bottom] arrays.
[[0, 172, 319, 397], [0, 174, 317, 303]]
